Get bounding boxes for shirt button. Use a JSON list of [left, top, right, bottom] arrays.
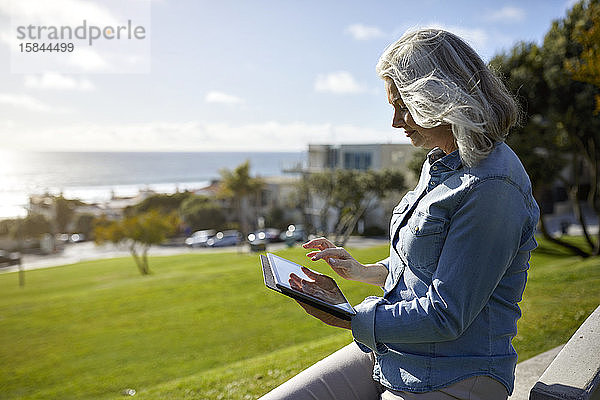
[[429, 180, 436, 186], [432, 166, 438, 171]]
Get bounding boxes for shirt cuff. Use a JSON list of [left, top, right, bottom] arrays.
[[351, 296, 390, 354], [377, 257, 390, 271]]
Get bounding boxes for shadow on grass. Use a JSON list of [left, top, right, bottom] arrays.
[[533, 235, 593, 258]]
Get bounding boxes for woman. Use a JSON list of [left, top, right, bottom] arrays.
[[260, 28, 539, 400]]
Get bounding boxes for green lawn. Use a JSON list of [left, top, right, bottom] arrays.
[[0, 239, 598, 399]]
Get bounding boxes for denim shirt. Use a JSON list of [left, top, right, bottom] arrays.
[[351, 143, 539, 395]]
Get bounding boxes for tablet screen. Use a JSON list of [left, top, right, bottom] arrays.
[[267, 253, 355, 314]]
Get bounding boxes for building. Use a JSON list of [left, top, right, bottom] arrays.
[[308, 143, 416, 179], [305, 143, 418, 236]]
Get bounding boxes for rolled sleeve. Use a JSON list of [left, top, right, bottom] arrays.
[[377, 257, 390, 271], [351, 296, 390, 354]]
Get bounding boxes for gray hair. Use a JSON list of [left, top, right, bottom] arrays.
[[376, 28, 519, 167]]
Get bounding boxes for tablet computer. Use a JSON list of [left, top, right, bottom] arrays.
[[260, 253, 356, 321]]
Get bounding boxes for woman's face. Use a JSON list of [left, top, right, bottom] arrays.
[[385, 79, 456, 154]]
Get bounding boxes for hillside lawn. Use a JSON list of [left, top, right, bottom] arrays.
[[0, 238, 599, 399]]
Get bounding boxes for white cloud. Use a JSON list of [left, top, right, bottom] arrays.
[[0, 120, 408, 151], [66, 48, 111, 72], [486, 6, 526, 22], [0, 30, 18, 48], [0, 93, 68, 112], [0, 0, 118, 26], [345, 23, 385, 40], [204, 91, 244, 105], [314, 71, 366, 94], [24, 72, 95, 91], [564, 0, 579, 9], [0, 1, 148, 73]]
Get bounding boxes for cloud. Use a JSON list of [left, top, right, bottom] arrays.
[[66, 48, 111, 72], [314, 71, 366, 94], [0, 29, 18, 48], [0, 120, 408, 151], [485, 6, 526, 22], [24, 72, 95, 91], [0, 93, 68, 112], [0, 0, 118, 26], [0, 1, 148, 74], [345, 23, 385, 40], [564, 0, 579, 9], [204, 91, 245, 105]]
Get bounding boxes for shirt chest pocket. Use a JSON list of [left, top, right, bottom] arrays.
[[401, 211, 448, 273], [390, 199, 410, 238]]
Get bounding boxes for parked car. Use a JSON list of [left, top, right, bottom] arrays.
[[280, 224, 307, 243], [247, 228, 280, 253], [0, 250, 20, 267], [247, 228, 281, 243], [70, 233, 86, 243], [185, 229, 216, 248], [57, 233, 86, 243], [206, 230, 241, 247]]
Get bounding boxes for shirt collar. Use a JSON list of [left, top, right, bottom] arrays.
[[427, 147, 462, 170]]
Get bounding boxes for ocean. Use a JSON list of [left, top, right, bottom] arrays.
[[0, 151, 305, 219]]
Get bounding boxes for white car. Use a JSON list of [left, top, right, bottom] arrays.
[[185, 230, 216, 248]]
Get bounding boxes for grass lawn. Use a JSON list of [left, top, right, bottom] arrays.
[[0, 238, 598, 399]]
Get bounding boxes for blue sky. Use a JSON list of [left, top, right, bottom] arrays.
[[0, 0, 578, 152]]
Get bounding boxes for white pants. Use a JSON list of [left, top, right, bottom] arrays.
[[258, 343, 509, 400]]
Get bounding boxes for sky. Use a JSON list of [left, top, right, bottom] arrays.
[[0, 0, 579, 152]]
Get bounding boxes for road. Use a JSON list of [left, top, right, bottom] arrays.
[[0, 237, 388, 274]]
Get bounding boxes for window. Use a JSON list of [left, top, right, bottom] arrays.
[[343, 152, 372, 170]]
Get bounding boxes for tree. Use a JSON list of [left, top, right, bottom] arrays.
[[94, 210, 179, 275], [12, 213, 52, 241], [0, 219, 19, 238], [54, 195, 75, 234], [124, 192, 194, 217], [490, 0, 600, 256], [179, 195, 226, 231], [303, 168, 406, 246], [74, 214, 96, 239], [542, 0, 600, 255], [264, 206, 292, 230], [565, 0, 600, 113], [407, 148, 429, 182], [284, 173, 315, 234], [490, 43, 585, 255], [563, 0, 600, 254], [218, 161, 264, 235]]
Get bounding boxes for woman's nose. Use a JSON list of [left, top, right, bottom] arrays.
[[392, 109, 407, 128]]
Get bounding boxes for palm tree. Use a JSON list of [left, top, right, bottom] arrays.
[[218, 161, 264, 235]]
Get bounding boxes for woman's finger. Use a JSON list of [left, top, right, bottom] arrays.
[[289, 273, 303, 289], [302, 237, 335, 250], [309, 248, 350, 261], [301, 266, 325, 281], [328, 258, 353, 268]]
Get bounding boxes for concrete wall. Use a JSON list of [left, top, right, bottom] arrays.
[[510, 306, 600, 400]]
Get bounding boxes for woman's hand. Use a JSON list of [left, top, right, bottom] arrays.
[[289, 267, 346, 305], [303, 237, 389, 286], [302, 237, 366, 281]]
